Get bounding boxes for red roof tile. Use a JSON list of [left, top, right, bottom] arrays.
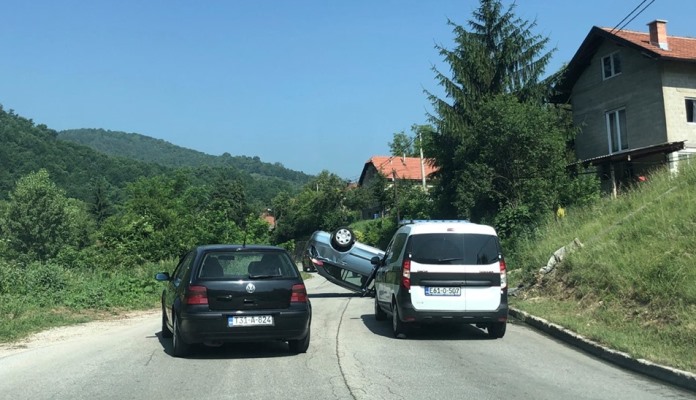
[[365, 156, 438, 181], [600, 27, 696, 61]]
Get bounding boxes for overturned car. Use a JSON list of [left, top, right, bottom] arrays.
[[305, 227, 384, 295]]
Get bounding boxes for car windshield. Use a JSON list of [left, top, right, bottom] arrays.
[[407, 233, 500, 265], [198, 251, 298, 280]]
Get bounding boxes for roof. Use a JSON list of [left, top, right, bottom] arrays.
[[568, 141, 685, 168], [553, 25, 696, 103], [358, 156, 438, 185]]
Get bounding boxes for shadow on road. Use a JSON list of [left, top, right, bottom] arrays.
[[360, 314, 492, 341], [155, 331, 295, 359]]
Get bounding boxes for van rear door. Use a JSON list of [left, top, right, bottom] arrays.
[[406, 233, 502, 312]]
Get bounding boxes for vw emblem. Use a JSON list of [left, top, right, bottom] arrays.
[[246, 283, 256, 293]]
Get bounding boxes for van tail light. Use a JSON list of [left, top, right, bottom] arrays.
[[499, 258, 507, 289], [401, 259, 411, 290], [186, 285, 209, 305], [291, 284, 308, 303]]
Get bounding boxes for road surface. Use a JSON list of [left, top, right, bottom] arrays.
[[0, 275, 692, 399]]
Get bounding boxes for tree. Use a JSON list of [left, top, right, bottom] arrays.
[[1, 169, 94, 261], [389, 131, 415, 157], [426, 0, 568, 235]]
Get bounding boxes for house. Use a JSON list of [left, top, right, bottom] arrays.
[[358, 155, 438, 218], [553, 20, 696, 195], [358, 155, 438, 188]]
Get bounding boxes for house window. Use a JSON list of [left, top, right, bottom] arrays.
[[602, 52, 622, 80], [687, 99, 696, 123], [606, 109, 628, 153]]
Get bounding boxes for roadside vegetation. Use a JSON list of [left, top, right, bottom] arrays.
[[507, 162, 696, 373]]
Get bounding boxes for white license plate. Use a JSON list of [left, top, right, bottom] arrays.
[[228, 315, 274, 327], [425, 287, 461, 296]]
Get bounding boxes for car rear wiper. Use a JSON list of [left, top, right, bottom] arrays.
[[437, 257, 463, 262], [249, 274, 282, 279]]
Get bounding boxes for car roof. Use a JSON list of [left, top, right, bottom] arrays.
[[401, 221, 497, 236], [195, 244, 287, 253]]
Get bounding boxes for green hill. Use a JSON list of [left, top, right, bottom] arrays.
[[0, 106, 167, 202], [508, 162, 696, 373], [58, 128, 312, 185]]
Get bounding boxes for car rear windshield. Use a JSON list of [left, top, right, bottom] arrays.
[[407, 233, 501, 265], [198, 251, 298, 280]]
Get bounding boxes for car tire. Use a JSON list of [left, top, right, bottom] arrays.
[[488, 322, 506, 339], [330, 227, 355, 251], [288, 329, 310, 354], [392, 302, 408, 338], [172, 314, 191, 357], [161, 303, 172, 339], [374, 296, 387, 321]]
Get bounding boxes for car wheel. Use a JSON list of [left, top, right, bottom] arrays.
[[392, 302, 408, 338], [374, 296, 387, 321], [172, 314, 191, 357], [330, 227, 355, 251], [288, 329, 310, 354], [488, 322, 506, 339], [161, 303, 172, 339]]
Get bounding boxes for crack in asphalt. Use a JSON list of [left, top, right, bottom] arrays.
[[336, 297, 357, 400], [144, 350, 155, 366]]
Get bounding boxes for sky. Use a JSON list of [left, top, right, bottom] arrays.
[[2, 0, 696, 181]]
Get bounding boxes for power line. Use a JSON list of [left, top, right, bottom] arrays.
[[611, 0, 655, 33]]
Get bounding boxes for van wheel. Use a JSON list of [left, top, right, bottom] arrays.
[[392, 302, 408, 338], [172, 315, 191, 357], [374, 296, 387, 321], [488, 322, 506, 339], [330, 227, 355, 251]]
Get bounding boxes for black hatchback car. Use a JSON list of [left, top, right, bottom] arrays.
[[155, 244, 311, 357]]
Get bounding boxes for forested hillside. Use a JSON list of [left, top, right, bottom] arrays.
[[59, 128, 312, 185], [0, 106, 167, 202], [0, 107, 307, 207]]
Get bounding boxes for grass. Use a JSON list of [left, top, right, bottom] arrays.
[[0, 259, 172, 342], [508, 162, 696, 373]]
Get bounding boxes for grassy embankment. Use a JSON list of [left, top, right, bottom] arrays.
[[507, 161, 696, 373], [0, 259, 175, 342]]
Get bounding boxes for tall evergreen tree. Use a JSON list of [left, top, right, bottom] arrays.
[[426, 0, 564, 232]]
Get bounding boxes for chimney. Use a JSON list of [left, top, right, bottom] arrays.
[[647, 19, 669, 50]]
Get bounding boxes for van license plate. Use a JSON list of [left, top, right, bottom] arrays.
[[425, 287, 461, 296], [229, 315, 274, 327]]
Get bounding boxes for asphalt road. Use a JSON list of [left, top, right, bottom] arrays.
[[0, 275, 693, 400]]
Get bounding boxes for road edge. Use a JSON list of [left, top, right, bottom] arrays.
[[509, 307, 696, 393]]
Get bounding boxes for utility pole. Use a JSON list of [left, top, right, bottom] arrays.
[[392, 170, 400, 221], [419, 130, 426, 190]]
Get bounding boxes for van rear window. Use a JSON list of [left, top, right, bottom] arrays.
[[407, 233, 500, 265]]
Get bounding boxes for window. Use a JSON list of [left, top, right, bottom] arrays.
[[602, 52, 622, 80], [687, 99, 696, 123], [407, 233, 501, 265], [606, 109, 628, 153]]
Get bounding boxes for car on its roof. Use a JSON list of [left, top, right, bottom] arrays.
[[304, 227, 384, 295], [155, 244, 311, 357]]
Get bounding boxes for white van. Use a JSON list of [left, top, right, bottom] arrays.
[[373, 220, 508, 338]]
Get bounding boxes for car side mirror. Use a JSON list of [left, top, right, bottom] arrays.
[[370, 256, 381, 266], [155, 272, 171, 281]]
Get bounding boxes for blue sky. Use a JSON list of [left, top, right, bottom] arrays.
[[2, 1, 696, 181]]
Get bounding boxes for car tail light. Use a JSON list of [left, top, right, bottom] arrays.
[[310, 258, 323, 267], [401, 259, 411, 290], [291, 284, 308, 303], [499, 258, 507, 289], [186, 285, 208, 305]]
